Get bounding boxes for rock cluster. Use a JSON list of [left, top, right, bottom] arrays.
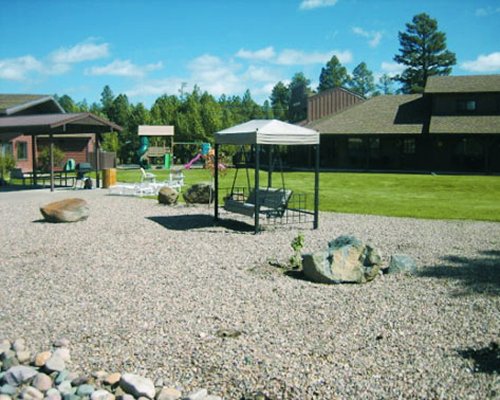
[[0, 339, 220, 400], [302, 235, 416, 284], [39, 199, 89, 223], [182, 183, 213, 205]]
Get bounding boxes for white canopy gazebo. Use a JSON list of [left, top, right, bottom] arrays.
[[213, 119, 320, 233]]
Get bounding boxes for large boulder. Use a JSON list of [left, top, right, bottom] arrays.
[[40, 198, 89, 223], [182, 182, 213, 204], [302, 235, 383, 284], [158, 186, 179, 205]]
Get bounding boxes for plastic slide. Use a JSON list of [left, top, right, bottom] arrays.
[[137, 136, 149, 167], [184, 153, 203, 169]]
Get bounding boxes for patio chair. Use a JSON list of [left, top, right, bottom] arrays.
[[140, 167, 156, 183]]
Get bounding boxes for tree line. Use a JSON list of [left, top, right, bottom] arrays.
[[55, 12, 455, 163]]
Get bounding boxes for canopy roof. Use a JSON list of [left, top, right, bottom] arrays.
[[138, 125, 174, 136], [0, 112, 122, 134], [214, 119, 319, 145]]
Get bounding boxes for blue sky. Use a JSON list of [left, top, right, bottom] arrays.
[[1, 0, 499, 107]]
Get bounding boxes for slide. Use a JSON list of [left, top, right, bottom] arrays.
[[137, 136, 149, 166], [184, 153, 202, 169]]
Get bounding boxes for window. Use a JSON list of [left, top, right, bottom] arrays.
[[1, 142, 13, 156], [457, 99, 476, 113], [403, 139, 416, 154], [17, 141, 28, 160], [348, 138, 364, 156]]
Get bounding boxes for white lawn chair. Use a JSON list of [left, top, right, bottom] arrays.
[[140, 168, 156, 183]]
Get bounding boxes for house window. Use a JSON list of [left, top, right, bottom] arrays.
[[369, 138, 380, 158], [348, 138, 364, 156], [1, 142, 13, 156], [457, 99, 476, 113], [17, 141, 28, 160], [403, 138, 416, 154]]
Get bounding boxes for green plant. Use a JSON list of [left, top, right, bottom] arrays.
[[289, 232, 305, 269], [37, 146, 65, 171], [0, 153, 16, 179]]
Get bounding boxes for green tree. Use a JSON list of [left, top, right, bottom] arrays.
[[56, 94, 79, 113], [100, 85, 115, 118], [270, 81, 289, 121], [393, 13, 456, 93], [348, 62, 375, 97], [318, 55, 350, 92], [200, 91, 223, 137], [288, 72, 312, 122], [376, 74, 395, 95]]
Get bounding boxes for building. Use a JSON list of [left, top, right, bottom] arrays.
[[305, 75, 500, 173], [0, 94, 120, 174]]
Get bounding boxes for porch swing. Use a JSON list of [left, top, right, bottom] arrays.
[[223, 146, 293, 218], [213, 119, 320, 234]]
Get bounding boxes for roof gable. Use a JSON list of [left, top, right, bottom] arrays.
[[425, 75, 500, 94], [0, 94, 65, 116]]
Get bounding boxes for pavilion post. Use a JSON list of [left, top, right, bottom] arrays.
[[31, 135, 38, 185], [95, 133, 101, 188], [214, 143, 219, 222], [314, 143, 320, 229], [267, 145, 273, 188], [49, 134, 54, 192], [254, 144, 260, 234]]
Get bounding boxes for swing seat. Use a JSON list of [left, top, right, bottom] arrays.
[[224, 187, 293, 218]]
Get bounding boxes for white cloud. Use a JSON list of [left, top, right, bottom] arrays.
[[275, 49, 352, 65], [352, 26, 383, 48], [243, 65, 281, 82], [50, 42, 109, 64], [86, 59, 163, 77], [0, 55, 44, 81], [236, 46, 276, 61], [380, 61, 405, 77], [461, 52, 500, 72], [299, 0, 338, 10], [475, 7, 500, 17]]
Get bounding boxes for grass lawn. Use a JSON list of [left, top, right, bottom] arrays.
[[116, 167, 500, 222]]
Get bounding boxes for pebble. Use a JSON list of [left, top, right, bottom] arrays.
[[53, 348, 71, 363], [4, 366, 38, 386], [45, 388, 62, 400], [32, 373, 53, 392], [0, 395, 12, 400], [16, 351, 31, 364], [184, 389, 207, 400], [104, 373, 121, 386], [53, 339, 70, 348], [34, 352, 51, 367], [155, 387, 181, 400], [119, 374, 155, 399], [0, 385, 17, 396], [44, 355, 65, 373], [12, 339, 26, 353], [76, 384, 95, 397], [55, 371, 70, 385], [90, 389, 115, 400], [20, 387, 43, 400], [56, 381, 75, 396]]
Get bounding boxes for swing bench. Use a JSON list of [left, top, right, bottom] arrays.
[[224, 187, 293, 218]]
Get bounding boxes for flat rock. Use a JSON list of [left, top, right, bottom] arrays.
[[40, 198, 89, 223], [34, 352, 51, 368], [119, 374, 155, 399], [156, 387, 181, 400], [4, 366, 38, 386]]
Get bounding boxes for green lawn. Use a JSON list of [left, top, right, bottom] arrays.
[[117, 168, 500, 222]]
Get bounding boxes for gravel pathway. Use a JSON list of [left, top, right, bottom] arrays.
[[1, 188, 499, 399]]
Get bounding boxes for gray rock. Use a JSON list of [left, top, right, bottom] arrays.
[[76, 385, 94, 397], [0, 385, 17, 396], [32, 373, 53, 392], [62, 394, 80, 400], [52, 349, 70, 363], [156, 387, 181, 400], [3, 366, 38, 386], [90, 389, 115, 400], [0, 394, 12, 400], [20, 387, 44, 400], [40, 198, 89, 223], [183, 183, 213, 204], [158, 187, 179, 205], [184, 389, 207, 400], [302, 235, 383, 284], [70, 376, 88, 387], [119, 374, 156, 399], [12, 340, 26, 353], [388, 254, 417, 274], [55, 371, 70, 385], [0, 341, 11, 355], [44, 356, 65, 373], [16, 351, 31, 364], [56, 381, 75, 396], [45, 388, 62, 400]]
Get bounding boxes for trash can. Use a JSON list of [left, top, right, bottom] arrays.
[[102, 168, 117, 188], [164, 153, 171, 169]]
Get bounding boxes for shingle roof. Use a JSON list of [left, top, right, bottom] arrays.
[[425, 75, 500, 94], [0, 94, 64, 115], [307, 94, 426, 134], [430, 115, 500, 134]]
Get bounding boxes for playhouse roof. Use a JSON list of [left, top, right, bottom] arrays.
[[214, 119, 319, 145]]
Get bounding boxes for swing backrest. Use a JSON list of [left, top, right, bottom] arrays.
[[247, 187, 293, 215]]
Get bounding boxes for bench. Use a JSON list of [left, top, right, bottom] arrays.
[[224, 187, 293, 218]]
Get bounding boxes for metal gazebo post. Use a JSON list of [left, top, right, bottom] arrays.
[[314, 142, 320, 229], [214, 143, 219, 223], [254, 144, 260, 234], [49, 134, 54, 192]]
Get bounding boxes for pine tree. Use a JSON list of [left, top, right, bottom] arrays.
[[348, 62, 375, 97], [394, 13, 456, 93], [317, 55, 350, 92]]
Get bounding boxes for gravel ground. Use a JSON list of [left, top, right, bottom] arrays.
[[0, 188, 499, 399]]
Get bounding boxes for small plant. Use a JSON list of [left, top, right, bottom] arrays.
[[37, 146, 65, 171], [289, 232, 305, 269], [0, 153, 16, 180]]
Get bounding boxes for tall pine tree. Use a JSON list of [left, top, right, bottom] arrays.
[[394, 13, 456, 93], [317, 55, 350, 92]]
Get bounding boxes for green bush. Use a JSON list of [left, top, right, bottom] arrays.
[[37, 146, 65, 171], [0, 153, 16, 179]]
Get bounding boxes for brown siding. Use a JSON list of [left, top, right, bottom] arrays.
[[307, 88, 364, 122]]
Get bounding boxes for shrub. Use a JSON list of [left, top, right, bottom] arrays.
[[37, 146, 65, 171], [0, 153, 16, 179]]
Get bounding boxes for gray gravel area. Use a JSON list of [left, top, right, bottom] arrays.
[[1, 188, 499, 399]]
